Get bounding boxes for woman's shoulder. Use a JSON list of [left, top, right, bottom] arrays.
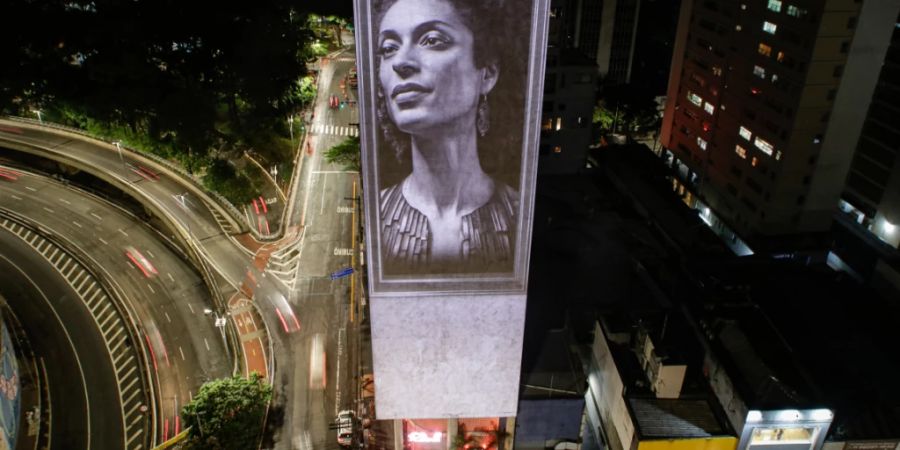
[[491, 180, 519, 215]]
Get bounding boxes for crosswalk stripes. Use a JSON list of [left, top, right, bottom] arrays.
[[0, 218, 150, 450], [309, 123, 359, 137], [209, 207, 239, 234]]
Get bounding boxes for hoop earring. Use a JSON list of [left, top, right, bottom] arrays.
[[477, 94, 490, 137]]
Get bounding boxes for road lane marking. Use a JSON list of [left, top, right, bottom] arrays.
[[90, 212, 103, 221], [98, 237, 108, 245], [204, 338, 210, 351], [187, 303, 195, 314], [147, 250, 154, 258], [118, 228, 128, 236], [164, 311, 170, 322], [72, 220, 82, 228], [10, 194, 22, 200], [179, 346, 185, 361], [43, 207, 54, 214], [25, 186, 36, 192], [320, 173, 328, 215], [147, 284, 155, 294], [59, 198, 71, 205], [167, 273, 174, 283]]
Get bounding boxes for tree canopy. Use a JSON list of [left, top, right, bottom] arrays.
[[593, 84, 661, 136], [0, 0, 350, 204], [324, 136, 361, 171], [181, 373, 273, 450]]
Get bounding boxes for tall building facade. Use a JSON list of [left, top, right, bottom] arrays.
[[839, 9, 900, 250], [564, 0, 643, 84], [539, 0, 599, 174], [660, 0, 900, 249]]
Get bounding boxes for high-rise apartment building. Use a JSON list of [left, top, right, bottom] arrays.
[[540, 0, 599, 174], [660, 0, 900, 250], [565, 0, 643, 84], [839, 10, 900, 250]]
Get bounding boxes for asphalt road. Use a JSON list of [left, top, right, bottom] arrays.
[[269, 44, 360, 449], [0, 226, 121, 449], [0, 168, 231, 444], [0, 42, 362, 449]]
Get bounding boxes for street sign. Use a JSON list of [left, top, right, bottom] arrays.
[[330, 267, 354, 280]]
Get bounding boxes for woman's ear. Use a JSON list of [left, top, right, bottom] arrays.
[[481, 63, 499, 95]]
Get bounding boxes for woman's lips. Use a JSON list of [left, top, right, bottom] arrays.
[[391, 83, 432, 106]]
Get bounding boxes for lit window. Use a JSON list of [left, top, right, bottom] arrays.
[[735, 145, 748, 159], [712, 66, 724, 77], [753, 65, 766, 78], [763, 21, 778, 34], [553, 145, 562, 153], [777, 51, 785, 62], [555, 117, 562, 130], [754, 136, 775, 155], [687, 90, 703, 106], [751, 156, 759, 167], [768, 0, 782, 12], [739, 126, 752, 140], [771, 74, 779, 83], [704, 102, 715, 114], [786, 5, 806, 17], [758, 43, 772, 56], [736, 24, 743, 31], [697, 137, 708, 150], [775, 150, 782, 160]]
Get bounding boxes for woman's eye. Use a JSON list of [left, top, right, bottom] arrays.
[[420, 33, 450, 49], [379, 41, 399, 57]]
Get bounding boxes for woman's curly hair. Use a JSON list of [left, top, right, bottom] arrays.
[[372, 0, 531, 188]]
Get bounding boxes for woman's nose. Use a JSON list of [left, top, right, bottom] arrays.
[[392, 47, 419, 79]]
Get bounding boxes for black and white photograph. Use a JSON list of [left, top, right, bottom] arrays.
[[356, 0, 548, 293]]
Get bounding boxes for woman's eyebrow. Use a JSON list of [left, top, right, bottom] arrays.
[[411, 20, 453, 37], [379, 29, 401, 41]]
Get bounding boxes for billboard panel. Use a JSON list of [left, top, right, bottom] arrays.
[[354, 0, 549, 418]]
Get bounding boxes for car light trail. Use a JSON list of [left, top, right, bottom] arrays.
[[275, 308, 290, 334]]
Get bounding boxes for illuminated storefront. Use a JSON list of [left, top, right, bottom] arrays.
[[738, 409, 833, 450]]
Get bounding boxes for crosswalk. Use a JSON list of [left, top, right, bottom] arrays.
[[0, 217, 150, 450], [310, 123, 358, 137]]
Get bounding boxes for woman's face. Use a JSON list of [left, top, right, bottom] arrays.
[[378, 0, 496, 135]]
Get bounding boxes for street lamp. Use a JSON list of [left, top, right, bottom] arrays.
[[288, 115, 294, 144], [112, 140, 125, 168]]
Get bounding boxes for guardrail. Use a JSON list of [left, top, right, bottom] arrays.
[[2, 116, 249, 236]]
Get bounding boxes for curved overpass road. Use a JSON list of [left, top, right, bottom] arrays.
[[0, 168, 231, 443], [0, 226, 120, 449]]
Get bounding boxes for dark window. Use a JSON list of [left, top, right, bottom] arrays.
[[833, 65, 844, 77], [827, 89, 837, 100], [840, 41, 850, 53], [846, 172, 884, 203], [746, 177, 763, 194], [847, 16, 857, 29]]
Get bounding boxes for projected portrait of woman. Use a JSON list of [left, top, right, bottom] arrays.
[[369, 0, 531, 276]]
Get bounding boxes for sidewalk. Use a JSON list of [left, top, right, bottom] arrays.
[[358, 315, 396, 450]]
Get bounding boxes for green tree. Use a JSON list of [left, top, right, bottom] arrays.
[[202, 158, 258, 205], [181, 373, 272, 450], [593, 84, 661, 135], [324, 136, 360, 171]]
